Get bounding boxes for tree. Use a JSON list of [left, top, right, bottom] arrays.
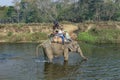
[[13, 0, 21, 23]]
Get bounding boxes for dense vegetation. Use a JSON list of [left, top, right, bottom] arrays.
[[78, 29, 120, 43], [0, 0, 120, 23]]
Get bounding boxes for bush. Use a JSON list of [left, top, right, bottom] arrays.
[[7, 32, 13, 36], [31, 32, 47, 41], [78, 32, 97, 43], [78, 29, 120, 43]]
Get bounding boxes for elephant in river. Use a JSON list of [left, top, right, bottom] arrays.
[[36, 40, 87, 62]]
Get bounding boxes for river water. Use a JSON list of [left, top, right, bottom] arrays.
[[0, 43, 120, 80]]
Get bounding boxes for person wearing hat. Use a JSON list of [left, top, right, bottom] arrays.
[[53, 20, 60, 30]]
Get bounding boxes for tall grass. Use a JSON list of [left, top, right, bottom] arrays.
[[78, 29, 120, 43], [7, 32, 47, 43], [78, 32, 97, 43]]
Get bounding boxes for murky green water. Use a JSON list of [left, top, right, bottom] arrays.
[[0, 43, 120, 80]]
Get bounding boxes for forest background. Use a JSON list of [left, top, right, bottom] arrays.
[[0, 0, 120, 23]]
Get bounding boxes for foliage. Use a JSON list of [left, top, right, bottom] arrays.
[[7, 32, 47, 42], [78, 29, 120, 43], [30, 32, 48, 41], [94, 29, 120, 43], [78, 32, 97, 43], [0, 0, 120, 23], [7, 32, 13, 36]]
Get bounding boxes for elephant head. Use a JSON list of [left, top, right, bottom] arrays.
[[36, 40, 87, 62], [67, 41, 87, 60]]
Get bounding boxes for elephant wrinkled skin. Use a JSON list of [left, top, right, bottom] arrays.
[[36, 40, 87, 62]]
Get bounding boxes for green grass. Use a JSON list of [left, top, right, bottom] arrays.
[[7, 32, 48, 43], [96, 29, 120, 43], [78, 29, 120, 43], [78, 32, 97, 43]]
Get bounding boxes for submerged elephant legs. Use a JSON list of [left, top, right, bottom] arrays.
[[63, 48, 69, 61], [43, 47, 53, 62], [42, 44, 69, 62]]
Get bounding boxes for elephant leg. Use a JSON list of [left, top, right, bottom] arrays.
[[44, 47, 53, 62], [64, 48, 69, 61]]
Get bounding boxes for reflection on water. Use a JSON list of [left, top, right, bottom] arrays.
[[0, 43, 120, 80], [43, 60, 85, 80]]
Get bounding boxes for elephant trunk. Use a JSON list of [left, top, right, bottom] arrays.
[[77, 46, 87, 60]]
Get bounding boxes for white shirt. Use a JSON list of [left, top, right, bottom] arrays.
[[58, 29, 64, 34], [58, 29, 64, 37], [65, 32, 71, 39]]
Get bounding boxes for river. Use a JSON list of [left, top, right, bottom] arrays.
[[0, 43, 120, 80]]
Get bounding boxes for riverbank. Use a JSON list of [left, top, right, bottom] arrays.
[[0, 22, 78, 43], [0, 21, 120, 43], [77, 21, 120, 43], [0, 23, 49, 43]]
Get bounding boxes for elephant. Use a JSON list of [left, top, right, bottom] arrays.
[[36, 40, 87, 62]]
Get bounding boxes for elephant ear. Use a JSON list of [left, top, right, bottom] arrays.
[[70, 33, 77, 40], [69, 41, 81, 52], [67, 41, 76, 52], [74, 41, 80, 48], [67, 45, 73, 51]]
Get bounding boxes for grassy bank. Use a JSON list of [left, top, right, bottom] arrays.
[[0, 22, 78, 43], [0, 32, 48, 43], [0, 22, 120, 43], [78, 29, 120, 43], [0, 23, 51, 43]]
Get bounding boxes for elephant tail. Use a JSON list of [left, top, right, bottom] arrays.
[[36, 40, 51, 61], [36, 43, 49, 61]]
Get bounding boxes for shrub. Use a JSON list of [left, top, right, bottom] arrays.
[[7, 32, 13, 36], [78, 32, 97, 43], [31, 32, 47, 41], [78, 29, 120, 43]]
